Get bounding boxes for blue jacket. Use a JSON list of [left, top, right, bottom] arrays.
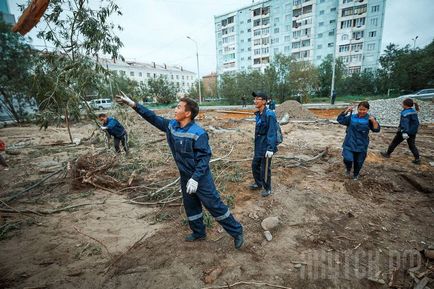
[[134, 104, 211, 183], [337, 112, 380, 153], [399, 108, 419, 135], [254, 107, 278, 157], [104, 117, 126, 138]]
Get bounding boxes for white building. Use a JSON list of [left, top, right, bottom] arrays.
[[100, 58, 197, 94]]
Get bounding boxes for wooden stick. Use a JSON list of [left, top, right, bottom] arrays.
[[73, 226, 112, 258], [0, 201, 105, 215], [202, 281, 292, 289], [2, 168, 65, 202]]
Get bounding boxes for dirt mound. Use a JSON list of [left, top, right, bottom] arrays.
[[275, 100, 317, 121]]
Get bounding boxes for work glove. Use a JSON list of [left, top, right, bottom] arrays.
[[115, 91, 135, 107], [402, 133, 409, 140], [186, 178, 198, 194], [265, 151, 274, 158], [100, 126, 108, 130]]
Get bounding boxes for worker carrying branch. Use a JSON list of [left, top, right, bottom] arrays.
[[98, 113, 129, 155], [115, 93, 244, 249]]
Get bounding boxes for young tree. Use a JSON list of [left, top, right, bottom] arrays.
[[0, 21, 35, 122], [31, 0, 123, 142], [318, 55, 346, 98], [289, 60, 320, 103], [145, 76, 178, 104]]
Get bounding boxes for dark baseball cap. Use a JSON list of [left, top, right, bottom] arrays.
[[252, 91, 268, 100]]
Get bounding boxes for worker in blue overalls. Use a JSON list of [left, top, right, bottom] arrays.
[[337, 101, 380, 180], [98, 113, 129, 154], [115, 94, 244, 249], [249, 91, 278, 197]]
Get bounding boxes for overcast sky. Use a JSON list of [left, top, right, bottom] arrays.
[[8, 0, 434, 76]]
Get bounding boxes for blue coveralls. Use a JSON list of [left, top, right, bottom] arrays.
[[104, 117, 128, 153], [252, 107, 278, 191], [386, 108, 420, 159], [268, 100, 276, 111], [337, 112, 380, 177], [133, 104, 243, 239]]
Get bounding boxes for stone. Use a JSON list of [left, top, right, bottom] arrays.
[[264, 230, 273, 241], [261, 216, 279, 231]]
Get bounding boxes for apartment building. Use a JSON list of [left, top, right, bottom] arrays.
[[100, 58, 197, 94], [215, 0, 385, 75]]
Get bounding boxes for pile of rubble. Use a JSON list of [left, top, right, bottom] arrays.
[[275, 100, 317, 121], [368, 98, 434, 126]]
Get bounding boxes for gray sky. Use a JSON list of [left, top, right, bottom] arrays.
[[8, 0, 434, 76]]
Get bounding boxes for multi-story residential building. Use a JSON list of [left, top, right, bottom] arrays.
[[100, 58, 197, 94], [0, 0, 15, 25], [215, 0, 385, 75]]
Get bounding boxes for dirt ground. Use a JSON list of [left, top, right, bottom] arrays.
[[0, 108, 433, 289]]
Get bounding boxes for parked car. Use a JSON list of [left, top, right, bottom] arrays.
[[398, 89, 434, 101], [90, 98, 113, 110]]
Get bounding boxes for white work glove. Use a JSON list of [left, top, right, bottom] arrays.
[[265, 151, 274, 158], [402, 133, 409, 140], [115, 91, 135, 107], [100, 126, 108, 130], [186, 178, 198, 194]]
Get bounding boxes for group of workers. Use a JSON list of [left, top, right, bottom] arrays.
[[96, 93, 420, 249]]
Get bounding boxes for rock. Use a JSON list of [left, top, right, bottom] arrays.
[[367, 277, 386, 285], [424, 248, 434, 260], [203, 267, 223, 284], [429, 161, 434, 167], [264, 230, 273, 241], [279, 113, 290, 125], [261, 216, 279, 231], [294, 263, 303, 269], [73, 138, 81, 145]]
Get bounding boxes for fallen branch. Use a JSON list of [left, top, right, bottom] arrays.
[[73, 226, 112, 258], [2, 168, 65, 202], [104, 231, 149, 274], [202, 281, 292, 289], [0, 201, 106, 215], [128, 196, 182, 206]]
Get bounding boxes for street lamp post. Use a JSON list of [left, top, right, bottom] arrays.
[[412, 35, 419, 49], [187, 36, 202, 103]]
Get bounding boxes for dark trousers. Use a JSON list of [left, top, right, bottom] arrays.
[[252, 156, 272, 191], [0, 154, 7, 167], [114, 133, 128, 154], [343, 149, 366, 177], [181, 176, 243, 238], [386, 132, 420, 159]]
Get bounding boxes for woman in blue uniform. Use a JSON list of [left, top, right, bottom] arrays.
[[337, 101, 380, 180], [381, 98, 420, 164]]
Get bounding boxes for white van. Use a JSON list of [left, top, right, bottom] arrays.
[[90, 98, 113, 110]]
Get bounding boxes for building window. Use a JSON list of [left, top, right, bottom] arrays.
[[330, 19, 336, 24], [274, 48, 279, 54], [370, 18, 378, 26], [147, 73, 150, 77], [284, 35, 291, 42], [317, 44, 322, 49], [367, 43, 375, 51], [352, 30, 364, 39], [371, 5, 379, 12], [320, 0, 325, 3], [317, 55, 322, 60], [341, 34, 348, 40], [130, 71, 135, 76], [319, 22, 324, 27], [171, 75, 174, 79], [328, 42, 334, 47], [274, 28, 279, 33], [319, 10, 324, 15], [120, 70, 125, 76], [369, 31, 376, 37], [284, 46, 290, 52], [328, 30, 334, 36], [331, 7, 336, 12], [317, 33, 323, 38], [274, 17, 279, 22]]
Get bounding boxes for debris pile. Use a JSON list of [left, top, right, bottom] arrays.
[[275, 100, 317, 121], [368, 98, 434, 126], [69, 152, 121, 189]]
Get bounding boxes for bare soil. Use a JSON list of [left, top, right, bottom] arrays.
[[0, 108, 433, 289]]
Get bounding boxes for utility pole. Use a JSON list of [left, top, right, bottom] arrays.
[[412, 35, 419, 49], [187, 36, 202, 103]]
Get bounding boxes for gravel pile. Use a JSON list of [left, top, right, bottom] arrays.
[[275, 100, 317, 120], [367, 98, 434, 126]]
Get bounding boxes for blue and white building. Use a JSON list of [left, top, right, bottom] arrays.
[[215, 0, 386, 74]]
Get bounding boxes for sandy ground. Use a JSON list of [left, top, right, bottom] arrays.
[[0, 108, 433, 289]]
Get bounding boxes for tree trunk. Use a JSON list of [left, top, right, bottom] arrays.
[[0, 88, 21, 123], [65, 106, 73, 143]]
